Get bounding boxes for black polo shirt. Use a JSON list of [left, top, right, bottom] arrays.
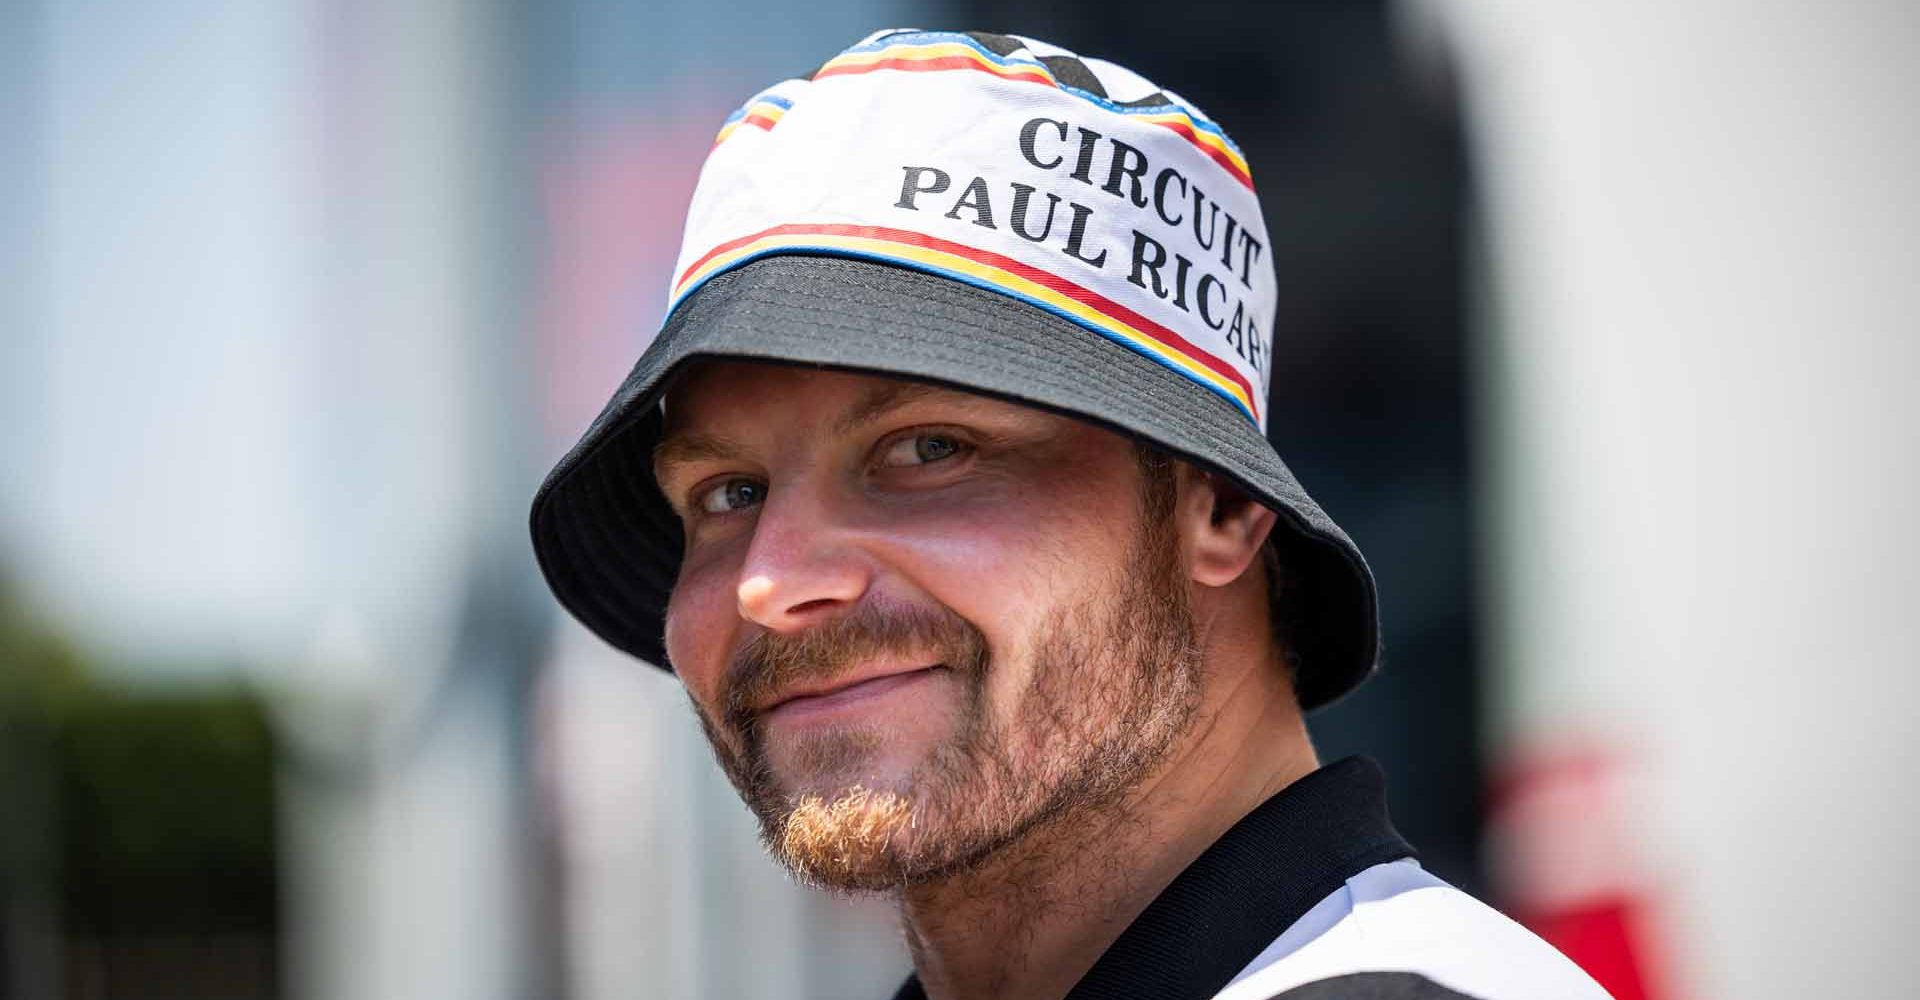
[[891, 755, 1433, 1000]]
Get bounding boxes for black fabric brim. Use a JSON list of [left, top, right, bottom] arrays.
[[529, 254, 1380, 711]]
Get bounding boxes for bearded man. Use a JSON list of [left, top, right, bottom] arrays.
[[530, 29, 1611, 1000]]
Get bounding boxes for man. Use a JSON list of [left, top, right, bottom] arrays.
[[530, 29, 1610, 1000]]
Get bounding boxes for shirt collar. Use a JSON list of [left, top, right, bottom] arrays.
[[891, 755, 1414, 1000]]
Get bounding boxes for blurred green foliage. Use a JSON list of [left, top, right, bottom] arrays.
[[1, 577, 279, 997]]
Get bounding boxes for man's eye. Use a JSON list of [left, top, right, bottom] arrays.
[[879, 432, 964, 468], [696, 478, 765, 514]]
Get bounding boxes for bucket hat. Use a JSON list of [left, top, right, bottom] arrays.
[[529, 29, 1380, 710]]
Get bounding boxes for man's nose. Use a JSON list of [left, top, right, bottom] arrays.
[[735, 479, 871, 632]]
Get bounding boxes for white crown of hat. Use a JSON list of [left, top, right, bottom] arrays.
[[673, 29, 1278, 430]]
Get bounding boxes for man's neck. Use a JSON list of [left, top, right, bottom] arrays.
[[894, 644, 1317, 1000]]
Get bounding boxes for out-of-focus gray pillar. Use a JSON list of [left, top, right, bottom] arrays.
[[1416, 1, 1920, 997], [280, 0, 552, 998]]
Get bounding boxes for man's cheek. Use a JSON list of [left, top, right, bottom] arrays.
[[663, 573, 739, 686], [955, 621, 1029, 733], [889, 511, 1059, 584]]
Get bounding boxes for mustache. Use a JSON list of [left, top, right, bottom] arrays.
[[722, 599, 989, 728]]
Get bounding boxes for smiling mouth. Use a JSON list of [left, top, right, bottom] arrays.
[[763, 665, 947, 721]]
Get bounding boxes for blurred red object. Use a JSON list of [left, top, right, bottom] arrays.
[[1488, 745, 1673, 1000]]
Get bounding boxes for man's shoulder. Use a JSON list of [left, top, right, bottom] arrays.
[[1263, 971, 1489, 999], [1212, 860, 1614, 1000]]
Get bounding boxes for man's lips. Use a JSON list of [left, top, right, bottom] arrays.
[[761, 664, 946, 720]]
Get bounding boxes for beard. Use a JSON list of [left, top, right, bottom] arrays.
[[691, 475, 1202, 893]]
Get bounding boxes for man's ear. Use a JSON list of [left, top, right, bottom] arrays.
[[1178, 465, 1280, 588]]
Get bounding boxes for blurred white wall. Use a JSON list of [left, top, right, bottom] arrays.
[[1414, 2, 1920, 997], [10, 0, 334, 673]]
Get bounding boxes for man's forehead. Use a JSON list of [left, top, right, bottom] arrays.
[[659, 360, 1026, 432]]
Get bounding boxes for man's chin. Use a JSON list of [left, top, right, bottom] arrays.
[[770, 784, 918, 892]]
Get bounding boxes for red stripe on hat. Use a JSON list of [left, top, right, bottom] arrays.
[[814, 54, 1056, 87]]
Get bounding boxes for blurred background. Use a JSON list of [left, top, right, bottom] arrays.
[[2, 1, 1915, 998]]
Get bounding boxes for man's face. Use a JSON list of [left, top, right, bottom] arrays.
[[654, 360, 1202, 891]]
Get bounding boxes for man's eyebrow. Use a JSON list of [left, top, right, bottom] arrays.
[[652, 430, 750, 481], [831, 380, 973, 438], [653, 381, 979, 481]]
